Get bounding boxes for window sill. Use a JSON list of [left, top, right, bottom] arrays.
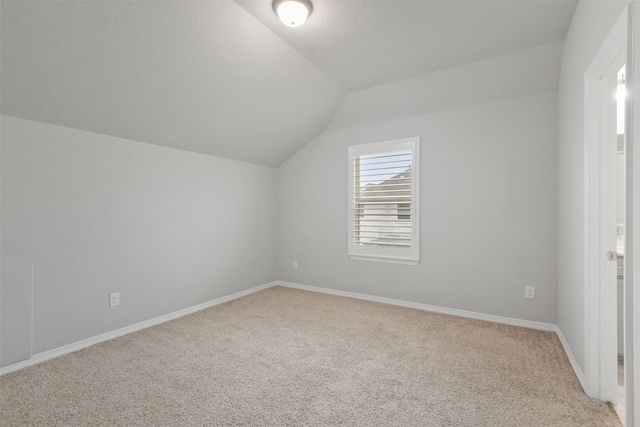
[[349, 254, 418, 265]]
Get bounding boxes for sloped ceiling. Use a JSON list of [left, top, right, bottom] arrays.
[[1, 0, 577, 167], [236, 0, 578, 91], [0, 1, 344, 167], [327, 41, 565, 131]]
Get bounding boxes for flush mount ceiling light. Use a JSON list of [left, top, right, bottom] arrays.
[[273, 0, 312, 28]]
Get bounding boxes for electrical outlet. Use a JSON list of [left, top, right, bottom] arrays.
[[525, 286, 535, 299], [110, 292, 120, 307], [292, 261, 298, 270]]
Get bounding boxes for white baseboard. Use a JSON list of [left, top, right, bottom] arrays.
[[277, 281, 586, 389], [277, 281, 557, 331], [554, 326, 586, 390], [2, 279, 586, 394], [0, 281, 278, 376]]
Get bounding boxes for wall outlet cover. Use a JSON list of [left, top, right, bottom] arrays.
[[110, 292, 120, 307], [525, 286, 535, 299]]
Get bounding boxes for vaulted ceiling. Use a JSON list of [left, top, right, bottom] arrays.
[[1, 0, 578, 167]]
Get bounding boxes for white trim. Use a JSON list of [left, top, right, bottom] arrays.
[[627, 4, 639, 425], [583, 6, 628, 403], [348, 255, 418, 265], [278, 281, 586, 386], [557, 326, 586, 390], [0, 281, 277, 376], [29, 263, 35, 359], [2, 279, 587, 393], [347, 137, 420, 265], [277, 281, 556, 331]]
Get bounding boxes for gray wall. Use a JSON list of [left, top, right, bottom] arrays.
[[1, 115, 277, 363], [278, 92, 558, 323], [0, 35, 573, 365], [556, 0, 628, 374]]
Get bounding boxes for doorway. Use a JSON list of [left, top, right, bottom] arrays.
[[583, 6, 627, 424]]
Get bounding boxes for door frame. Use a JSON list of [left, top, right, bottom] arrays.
[[583, 3, 628, 413], [627, 2, 640, 425]]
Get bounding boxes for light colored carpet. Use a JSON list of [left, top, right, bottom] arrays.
[[0, 286, 621, 426]]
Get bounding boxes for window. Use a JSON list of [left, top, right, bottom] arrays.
[[348, 137, 420, 264]]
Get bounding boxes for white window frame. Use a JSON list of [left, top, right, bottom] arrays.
[[348, 137, 420, 265]]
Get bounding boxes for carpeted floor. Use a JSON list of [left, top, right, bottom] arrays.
[[0, 286, 622, 426]]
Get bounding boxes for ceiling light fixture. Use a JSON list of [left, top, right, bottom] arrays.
[[273, 0, 312, 28]]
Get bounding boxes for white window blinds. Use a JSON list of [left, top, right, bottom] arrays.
[[348, 138, 420, 264]]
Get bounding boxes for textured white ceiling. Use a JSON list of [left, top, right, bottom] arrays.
[[235, 0, 578, 91], [1, 1, 344, 167], [327, 41, 564, 131], [1, 1, 577, 167]]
